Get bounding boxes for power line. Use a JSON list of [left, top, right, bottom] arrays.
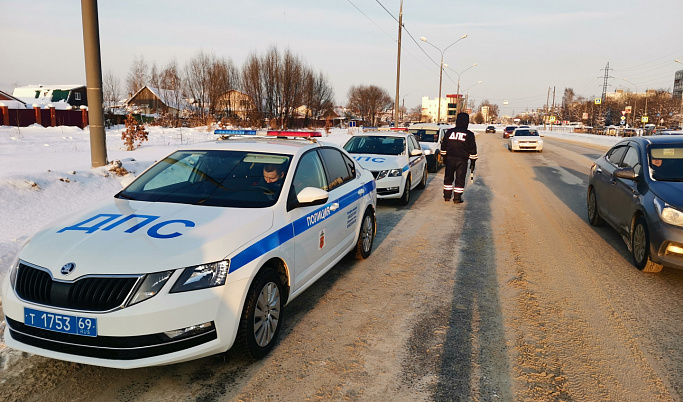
[[346, 0, 395, 42], [374, 0, 399, 23]]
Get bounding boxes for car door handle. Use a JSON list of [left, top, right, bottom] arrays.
[[329, 203, 339, 211]]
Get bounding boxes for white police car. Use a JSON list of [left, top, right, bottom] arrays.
[[344, 131, 427, 205], [406, 123, 453, 173], [2, 131, 377, 368]]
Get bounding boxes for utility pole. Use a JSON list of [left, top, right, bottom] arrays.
[[393, 0, 403, 126], [81, 0, 108, 167]]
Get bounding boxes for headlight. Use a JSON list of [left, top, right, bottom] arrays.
[[9, 256, 21, 288], [170, 260, 229, 293], [654, 197, 683, 227], [129, 271, 173, 305], [376, 169, 402, 180], [9, 239, 31, 288], [423, 149, 432, 155]]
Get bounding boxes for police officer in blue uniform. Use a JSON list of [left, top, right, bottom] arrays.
[[440, 112, 478, 203]]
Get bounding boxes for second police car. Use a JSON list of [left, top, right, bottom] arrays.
[[2, 130, 377, 368], [343, 131, 427, 205], [406, 123, 453, 173]]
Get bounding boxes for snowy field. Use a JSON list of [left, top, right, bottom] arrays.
[[0, 122, 621, 357]]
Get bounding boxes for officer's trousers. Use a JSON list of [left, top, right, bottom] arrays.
[[443, 157, 468, 200]]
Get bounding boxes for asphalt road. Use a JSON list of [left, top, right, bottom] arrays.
[[2, 131, 683, 401]]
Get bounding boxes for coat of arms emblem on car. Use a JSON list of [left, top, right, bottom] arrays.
[[60, 262, 76, 275]]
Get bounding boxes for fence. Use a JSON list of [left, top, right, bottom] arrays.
[[0, 105, 89, 129]]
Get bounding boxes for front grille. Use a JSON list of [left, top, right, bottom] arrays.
[[15, 262, 140, 312]]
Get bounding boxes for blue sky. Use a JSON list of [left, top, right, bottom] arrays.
[[2, 0, 682, 116]]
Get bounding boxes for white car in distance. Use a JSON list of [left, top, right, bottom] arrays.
[[344, 131, 427, 205], [508, 127, 544, 152], [2, 131, 378, 368]]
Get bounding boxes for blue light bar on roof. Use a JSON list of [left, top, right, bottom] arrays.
[[214, 129, 257, 135]]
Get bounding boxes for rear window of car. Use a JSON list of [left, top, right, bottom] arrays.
[[407, 129, 439, 142]]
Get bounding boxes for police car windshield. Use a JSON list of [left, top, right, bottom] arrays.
[[344, 135, 405, 155], [649, 145, 683, 181], [117, 150, 291, 207], [408, 129, 438, 142]]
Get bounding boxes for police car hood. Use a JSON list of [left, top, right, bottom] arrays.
[[19, 198, 273, 276], [351, 154, 404, 171]]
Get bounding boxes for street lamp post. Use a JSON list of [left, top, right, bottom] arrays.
[[463, 81, 483, 114], [420, 34, 467, 123], [449, 63, 477, 113]]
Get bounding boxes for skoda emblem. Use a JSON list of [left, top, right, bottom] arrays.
[[61, 262, 76, 276]]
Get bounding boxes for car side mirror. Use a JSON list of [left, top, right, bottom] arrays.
[[614, 167, 637, 181], [296, 187, 329, 207], [410, 149, 423, 157]]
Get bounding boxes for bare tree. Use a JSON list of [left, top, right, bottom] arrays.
[[279, 49, 305, 128], [478, 100, 499, 122], [216, 59, 241, 120], [149, 62, 161, 92], [407, 105, 422, 122], [308, 71, 334, 127], [102, 70, 120, 113], [242, 52, 265, 125], [126, 55, 148, 97], [184, 50, 213, 119], [347, 85, 392, 126], [159, 59, 184, 125]]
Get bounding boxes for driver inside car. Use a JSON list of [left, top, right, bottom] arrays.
[[254, 163, 285, 199]]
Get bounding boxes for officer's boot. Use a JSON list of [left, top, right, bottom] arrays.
[[453, 193, 463, 203]]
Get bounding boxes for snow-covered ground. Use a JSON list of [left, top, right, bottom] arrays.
[[0, 122, 621, 360]]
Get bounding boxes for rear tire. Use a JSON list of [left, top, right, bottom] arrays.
[[587, 187, 605, 226], [238, 268, 284, 359], [632, 216, 663, 273], [399, 177, 411, 205], [354, 209, 375, 260]]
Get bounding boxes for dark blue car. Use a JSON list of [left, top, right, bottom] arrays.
[[587, 136, 683, 272]]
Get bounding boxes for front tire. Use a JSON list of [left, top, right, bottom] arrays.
[[428, 156, 437, 173], [239, 268, 284, 358], [355, 209, 375, 260], [632, 216, 663, 273], [417, 166, 427, 189], [399, 177, 411, 205]]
